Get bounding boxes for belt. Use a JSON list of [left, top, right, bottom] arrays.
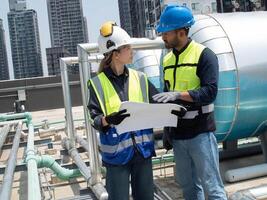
[[182, 104, 214, 119]]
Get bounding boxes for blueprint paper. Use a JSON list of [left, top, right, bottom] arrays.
[[115, 101, 181, 134]]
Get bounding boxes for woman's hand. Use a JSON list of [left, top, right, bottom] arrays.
[[103, 109, 130, 126]]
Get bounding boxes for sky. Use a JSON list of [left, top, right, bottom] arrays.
[[0, 0, 120, 79]]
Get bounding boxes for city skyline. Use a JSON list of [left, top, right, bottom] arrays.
[[0, 0, 120, 79], [2, 0, 264, 79]]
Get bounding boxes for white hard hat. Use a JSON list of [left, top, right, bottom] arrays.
[[98, 22, 131, 54]]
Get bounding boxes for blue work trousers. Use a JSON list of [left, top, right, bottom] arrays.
[[172, 132, 227, 200], [105, 153, 154, 200]]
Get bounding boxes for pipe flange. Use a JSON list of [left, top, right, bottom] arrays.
[[25, 154, 38, 163]]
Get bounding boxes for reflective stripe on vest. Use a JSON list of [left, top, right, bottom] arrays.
[[183, 104, 214, 119], [100, 133, 153, 154], [90, 68, 149, 116], [163, 40, 206, 92]]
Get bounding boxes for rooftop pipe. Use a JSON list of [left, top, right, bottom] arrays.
[[0, 122, 22, 199]]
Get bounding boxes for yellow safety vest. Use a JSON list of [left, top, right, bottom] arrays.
[[88, 68, 154, 165], [163, 40, 205, 92], [89, 68, 149, 116]]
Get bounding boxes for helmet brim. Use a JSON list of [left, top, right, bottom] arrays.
[[156, 19, 195, 33]]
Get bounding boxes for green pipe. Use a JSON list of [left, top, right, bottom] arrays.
[[26, 121, 81, 200], [33, 153, 172, 180], [0, 112, 32, 125], [26, 123, 41, 200], [36, 155, 82, 180], [152, 154, 175, 165]]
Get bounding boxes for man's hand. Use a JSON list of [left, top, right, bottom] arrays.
[[105, 109, 130, 125], [152, 92, 181, 103]]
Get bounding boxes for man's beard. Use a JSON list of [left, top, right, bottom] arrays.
[[164, 43, 173, 49], [164, 39, 179, 49]]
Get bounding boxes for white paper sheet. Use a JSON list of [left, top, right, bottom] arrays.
[[115, 101, 182, 134]]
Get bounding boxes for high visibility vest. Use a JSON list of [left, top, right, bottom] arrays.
[[163, 40, 205, 91], [163, 40, 215, 120], [89, 68, 155, 165]]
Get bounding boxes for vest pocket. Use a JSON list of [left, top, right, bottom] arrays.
[[101, 128, 120, 146]]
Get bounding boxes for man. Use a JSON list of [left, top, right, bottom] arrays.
[[153, 5, 227, 200]]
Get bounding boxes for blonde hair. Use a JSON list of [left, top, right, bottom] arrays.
[[98, 51, 113, 73]]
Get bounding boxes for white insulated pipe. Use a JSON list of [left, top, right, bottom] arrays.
[[230, 185, 267, 200], [60, 53, 107, 198], [78, 44, 103, 185], [0, 125, 11, 154], [249, 185, 267, 199], [60, 54, 104, 184], [60, 58, 77, 148], [130, 37, 165, 50], [79, 37, 164, 54], [92, 183, 108, 200], [0, 119, 27, 126], [225, 163, 267, 182], [0, 122, 22, 200]]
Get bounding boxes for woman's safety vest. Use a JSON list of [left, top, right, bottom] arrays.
[[163, 40, 214, 119], [89, 68, 155, 165]]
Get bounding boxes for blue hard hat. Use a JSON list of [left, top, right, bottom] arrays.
[[157, 5, 195, 33]]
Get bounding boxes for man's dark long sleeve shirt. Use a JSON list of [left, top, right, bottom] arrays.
[[88, 67, 158, 132]]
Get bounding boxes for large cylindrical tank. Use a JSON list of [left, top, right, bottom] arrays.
[[190, 12, 267, 141], [131, 49, 163, 90]]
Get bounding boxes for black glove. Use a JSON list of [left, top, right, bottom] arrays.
[[105, 109, 130, 125], [163, 127, 173, 151], [171, 106, 187, 118]]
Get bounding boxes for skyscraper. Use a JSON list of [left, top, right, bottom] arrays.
[[118, 0, 162, 37], [8, 0, 43, 79], [162, 0, 217, 14], [216, 0, 265, 12], [118, 0, 146, 37], [144, 0, 161, 30], [0, 19, 10, 80], [9, 0, 26, 11], [46, 47, 71, 76], [46, 0, 88, 56]]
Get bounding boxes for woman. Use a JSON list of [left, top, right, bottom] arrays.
[[87, 22, 158, 200]]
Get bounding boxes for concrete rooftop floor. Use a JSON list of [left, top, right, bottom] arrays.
[[1, 106, 267, 199]]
